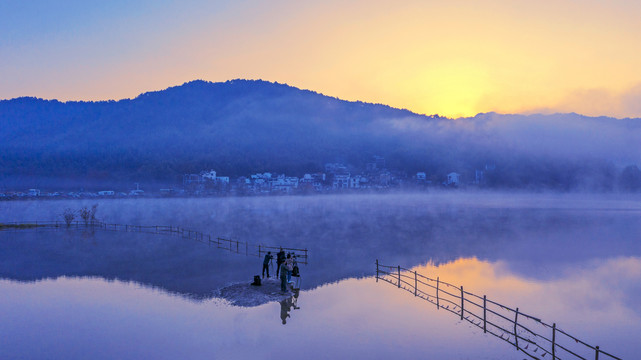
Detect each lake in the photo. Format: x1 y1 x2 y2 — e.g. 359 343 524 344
1 192 640 359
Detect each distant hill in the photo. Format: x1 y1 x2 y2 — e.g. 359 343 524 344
1 79 640 191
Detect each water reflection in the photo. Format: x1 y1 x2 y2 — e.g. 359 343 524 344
1 194 640 358
1 255 639 359
2 194 640 290
3 197 641 299
378 257 641 360
279 290 301 325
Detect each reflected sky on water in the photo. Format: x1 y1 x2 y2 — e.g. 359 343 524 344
1 193 640 358
1 256 639 359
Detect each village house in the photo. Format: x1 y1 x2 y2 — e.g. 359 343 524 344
201 170 217 181
379 171 391 187
201 170 229 186
216 176 230 185
447 172 461 186
271 175 299 194
349 175 369 189
474 170 485 185
333 173 350 189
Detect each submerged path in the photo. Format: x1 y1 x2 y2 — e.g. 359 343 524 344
0 220 308 264
375 260 621 360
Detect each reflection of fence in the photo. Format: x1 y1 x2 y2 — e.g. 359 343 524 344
0 221 308 264
375 260 620 360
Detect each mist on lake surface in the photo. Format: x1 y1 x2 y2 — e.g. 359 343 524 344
1 192 639 359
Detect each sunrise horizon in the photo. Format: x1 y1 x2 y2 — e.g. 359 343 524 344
3 1 641 119
5 77 641 121
2 2 640 359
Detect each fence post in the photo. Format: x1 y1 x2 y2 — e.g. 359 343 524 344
552 323 556 360
397 266 401 288
414 271 417 296
514 307 519 350
483 295 487 333
236 240 239 253
460 286 464 320
595 346 600 360
259 245 261 256
125 225 128 232
436 277 440 310
376 259 379 282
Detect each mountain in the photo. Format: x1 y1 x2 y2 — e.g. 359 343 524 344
1 79 640 191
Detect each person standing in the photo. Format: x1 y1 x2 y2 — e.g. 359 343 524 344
285 253 294 283
276 248 286 277
291 256 301 289
279 261 289 293
262 251 273 278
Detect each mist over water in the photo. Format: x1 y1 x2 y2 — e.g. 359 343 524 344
1 192 640 359
2 192 640 287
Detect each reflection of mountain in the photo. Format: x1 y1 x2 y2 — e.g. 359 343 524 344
2 79 640 190
2 194 641 300
0 229 257 300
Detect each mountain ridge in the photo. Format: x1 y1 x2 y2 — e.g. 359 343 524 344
5 79 641 122
1 79 640 191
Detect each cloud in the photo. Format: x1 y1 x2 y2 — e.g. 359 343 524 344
524 83 641 119
620 84 641 116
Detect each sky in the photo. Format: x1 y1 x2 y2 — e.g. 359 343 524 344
2 0 641 118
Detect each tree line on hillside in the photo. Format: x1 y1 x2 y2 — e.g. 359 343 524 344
1 79 640 192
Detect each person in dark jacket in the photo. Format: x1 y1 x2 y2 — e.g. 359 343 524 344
276 248 286 277
262 251 273 278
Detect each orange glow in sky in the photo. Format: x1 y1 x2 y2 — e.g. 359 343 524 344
2 0 641 118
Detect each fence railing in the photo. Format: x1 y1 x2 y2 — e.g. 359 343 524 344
0 220 308 264
375 260 620 360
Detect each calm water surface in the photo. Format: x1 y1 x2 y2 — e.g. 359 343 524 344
1 193 639 359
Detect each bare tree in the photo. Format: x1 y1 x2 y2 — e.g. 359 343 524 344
79 204 98 226
79 207 90 225
62 208 75 227
90 204 98 223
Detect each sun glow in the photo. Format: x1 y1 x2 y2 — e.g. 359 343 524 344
412 63 492 118
2 0 641 118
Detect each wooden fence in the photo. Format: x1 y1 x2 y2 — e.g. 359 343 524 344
0 220 308 264
375 260 620 360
